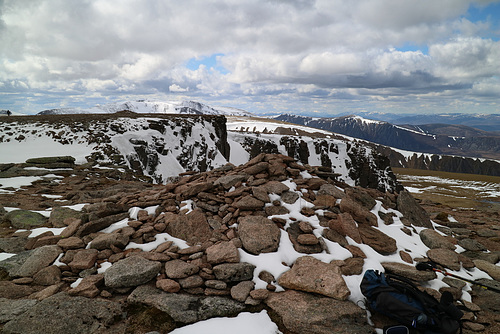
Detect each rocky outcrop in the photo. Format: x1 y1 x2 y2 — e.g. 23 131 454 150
239 134 401 193
0 113 230 183
381 148 500 177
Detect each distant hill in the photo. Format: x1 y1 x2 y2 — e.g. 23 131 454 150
274 114 500 160
37 100 253 117
329 112 500 132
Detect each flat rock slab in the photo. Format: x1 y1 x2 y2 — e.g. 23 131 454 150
278 256 350 300
265 290 371 334
1 292 122 334
104 255 161 288
128 285 245 324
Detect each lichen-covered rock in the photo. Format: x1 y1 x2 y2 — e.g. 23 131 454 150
0 298 38 323
48 206 82 228
4 209 48 229
104 256 161 288
213 262 256 282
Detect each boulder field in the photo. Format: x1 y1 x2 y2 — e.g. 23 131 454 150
1 153 499 333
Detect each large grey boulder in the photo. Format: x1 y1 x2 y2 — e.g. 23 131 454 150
104 256 161 288
128 285 245 324
14 245 62 277
0 250 33 278
1 292 122 334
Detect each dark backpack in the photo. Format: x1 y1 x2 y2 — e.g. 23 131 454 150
360 269 463 334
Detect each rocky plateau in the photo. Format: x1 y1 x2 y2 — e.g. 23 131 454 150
0 153 499 334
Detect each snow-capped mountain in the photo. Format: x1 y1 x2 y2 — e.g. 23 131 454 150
328 111 500 132
37 100 253 117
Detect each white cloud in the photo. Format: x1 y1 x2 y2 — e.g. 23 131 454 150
169 84 189 92
430 37 500 79
120 53 164 81
299 52 366 76
0 0 499 114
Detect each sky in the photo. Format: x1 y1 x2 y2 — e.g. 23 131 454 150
1 0 500 116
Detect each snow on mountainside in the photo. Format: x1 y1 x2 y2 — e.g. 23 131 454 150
0 113 399 193
38 100 253 116
274 113 500 162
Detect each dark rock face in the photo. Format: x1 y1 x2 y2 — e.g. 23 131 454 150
381 147 500 177
240 135 400 193
0 112 402 193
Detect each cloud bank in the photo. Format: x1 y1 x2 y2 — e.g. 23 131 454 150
1 0 499 115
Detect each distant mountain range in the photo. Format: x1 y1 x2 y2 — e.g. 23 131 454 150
330 112 500 133
274 114 500 161
37 100 253 117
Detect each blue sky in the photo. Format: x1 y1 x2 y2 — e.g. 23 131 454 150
1 0 499 116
